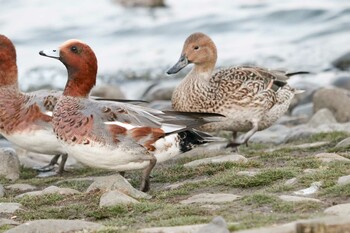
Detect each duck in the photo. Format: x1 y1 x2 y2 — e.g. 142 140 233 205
0 34 68 174
167 32 307 147
39 39 224 192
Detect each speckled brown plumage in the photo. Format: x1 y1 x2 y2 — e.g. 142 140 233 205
168 32 305 145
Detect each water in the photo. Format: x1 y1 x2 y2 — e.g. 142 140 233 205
1 0 350 97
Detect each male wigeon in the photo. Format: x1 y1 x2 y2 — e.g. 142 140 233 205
39 39 223 192
167 32 307 147
0 34 68 173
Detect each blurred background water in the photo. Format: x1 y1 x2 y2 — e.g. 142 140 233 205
1 0 350 98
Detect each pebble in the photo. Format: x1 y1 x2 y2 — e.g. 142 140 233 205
307 108 337 128
0 148 20 181
0 203 22 214
284 178 297 186
5 219 103 233
337 175 350 185
99 190 139 207
183 154 247 168
279 195 321 203
196 216 230 233
293 182 322 196
180 193 241 204
291 103 314 118
15 186 80 199
0 218 19 227
335 137 350 148
86 174 151 199
315 153 350 163
6 184 37 192
0 184 4 198
324 203 350 216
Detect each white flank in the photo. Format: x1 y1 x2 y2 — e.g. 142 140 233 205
104 121 136 130
44 111 53 117
161 123 185 134
3 129 63 155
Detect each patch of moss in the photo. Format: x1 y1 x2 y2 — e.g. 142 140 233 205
321 183 350 197
242 193 278 206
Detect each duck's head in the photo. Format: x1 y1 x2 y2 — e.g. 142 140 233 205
167 32 217 75
0 34 18 86
40 39 98 97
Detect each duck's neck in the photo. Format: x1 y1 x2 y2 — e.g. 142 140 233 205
0 64 19 89
185 62 215 88
63 66 96 98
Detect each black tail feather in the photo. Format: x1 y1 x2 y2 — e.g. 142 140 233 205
177 130 224 152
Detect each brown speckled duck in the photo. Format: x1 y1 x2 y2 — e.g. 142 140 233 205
39 39 224 192
167 32 306 147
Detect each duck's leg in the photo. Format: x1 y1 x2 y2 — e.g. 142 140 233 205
233 119 259 146
226 131 239 150
57 153 68 175
36 154 61 172
140 155 157 192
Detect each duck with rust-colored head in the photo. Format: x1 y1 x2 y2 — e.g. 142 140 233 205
39 39 224 192
167 32 307 147
0 34 68 174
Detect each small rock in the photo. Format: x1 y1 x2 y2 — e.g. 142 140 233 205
294 182 322 195
6 184 37 192
284 178 297 186
313 88 350 122
16 186 80 198
303 168 319 174
138 224 206 233
143 85 175 101
237 170 260 177
5 219 103 233
338 175 350 185
279 195 321 203
291 103 314 118
91 84 125 99
324 203 350 216
0 148 20 181
266 141 329 153
249 124 291 144
335 137 350 148
180 193 241 204
332 51 350 70
100 190 139 207
0 184 4 197
315 153 350 163
200 204 221 211
307 108 337 127
86 174 151 199
0 218 19 227
184 154 247 168
0 203 22 214
196 216 229 233
332 75 350 90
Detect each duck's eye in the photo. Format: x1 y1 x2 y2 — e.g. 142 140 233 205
194 46 199 50
71 46 78 53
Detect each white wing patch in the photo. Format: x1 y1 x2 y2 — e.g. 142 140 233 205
44 111 53 117
104 121 136 130
161 123 185 134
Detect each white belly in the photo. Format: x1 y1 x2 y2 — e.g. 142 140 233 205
3 130 64 155
64 143 151 171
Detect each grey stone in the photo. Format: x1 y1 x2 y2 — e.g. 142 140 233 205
307 108 337 127
164 177 209 190
332 75 350 90
138 224 206 233
324 203 350 216
184 154 247 168
293 182 322 195
291 102 314 118
0 203 22 213
0 148 20 181
86 174 151 199
315 153 350 163
16 186 80 199
249 124 291 144
91 84 125 99
6 184 37 192
195 216 229 233
0 184 4 197
266 141 329 153
332 51 350 70
284 178 297 186
180 193 241 204
0 218 19 227
99 190 139 207
313 88 350 122
279 195 321 203
5 219 103 233
336 137 350 148
338 175 350 185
